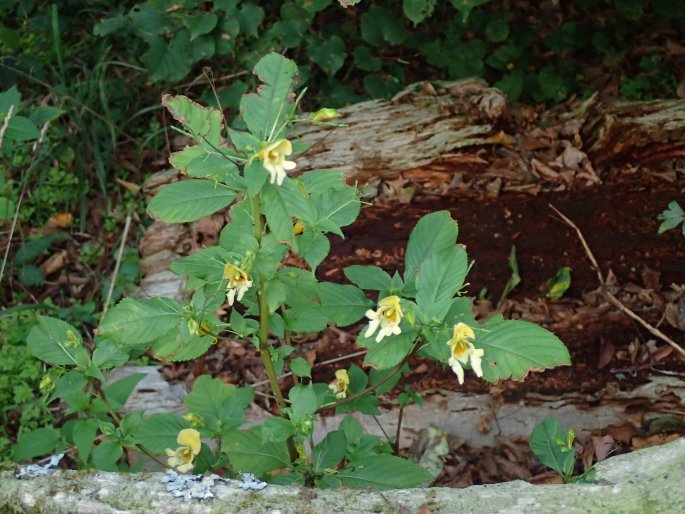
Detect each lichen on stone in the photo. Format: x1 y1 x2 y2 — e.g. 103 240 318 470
15 454 64 479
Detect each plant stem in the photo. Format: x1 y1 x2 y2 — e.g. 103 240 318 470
393 404 405 455
94 383 170 469
252 195 298 462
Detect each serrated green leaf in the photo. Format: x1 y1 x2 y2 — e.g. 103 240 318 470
5 115 40 142
529 416 576 478
344 265 392 291
170 246 229 282
298 227 330 270
184 375 253 432
478 318 571 382
416 246 468 319
405 211 458 279
162 94 223 147
148 179 236 223
169 145 241 188
449 0 491 22
360 331 416 370
222 428 290 475
240 53 298 141
136 413 188 454
337 455 431 489
17 264 45 286
181 13 218 40
312 430 346 472
299 170 346 193
290 357 312 378
104 373 146 411
282 305 327 332
12 427 60 462
261 417 296 443
26 316 90 367
150 323 215 362
73 419 99 463
99 297 182 345
319 282 372 326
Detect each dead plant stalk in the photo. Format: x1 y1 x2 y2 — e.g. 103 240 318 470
549 204 685 358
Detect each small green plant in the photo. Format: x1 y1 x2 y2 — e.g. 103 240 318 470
545 266 572 301
529 416 594 483
17 53 570 489
657 201 685 237
0 311 54 464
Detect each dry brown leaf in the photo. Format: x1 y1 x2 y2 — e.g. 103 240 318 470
592 434 615 462
46 212 73 229
194 214 225 241
606 423 638 445
40 249 68 276
115 177 142 193
631 432 681 450
597 338 615 369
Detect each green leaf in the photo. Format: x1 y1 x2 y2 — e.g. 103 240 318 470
5 116 40 142
288 384 319 424
405 211 458 279
485 16 510 43
162 94 223 147
0 196 16 221
14 235 57 265
361 7 407 46
308 35 347 77
240 53 298 141
73 419 99 463
261 417 296 443
403 0 436 26
92 339 129 369
104 373 146 411
344 265 392 291
222 429 290 475
337 455 432 489
318 282 372 327
137 413 188 454
449 0 491 22
657 201 685 234
150 323 215 362
92 440 123 471
529 416 576 478
13 427 60 462
148 179 236 223
170 145 241 187
416 246 468 319
298 228 330 270
312 430 346 472
360 331 416 370
290 357 312 378
313 187 360 235
170 246 230 282
181 13 218 40
184 375 253 432
353 46 382 72
499 245 521 304
237 2 264 37
546 266 572 301
0 85 20 115
26 316 90 367
282 305 327 332
99 297 182 345
299 170 346 193
17 264 44 286
261 183 298 250
478 318 571 382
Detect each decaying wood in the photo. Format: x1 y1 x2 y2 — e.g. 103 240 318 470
292 78 508 181
583 98 685 167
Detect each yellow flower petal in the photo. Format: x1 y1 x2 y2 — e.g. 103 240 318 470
177 428 201 455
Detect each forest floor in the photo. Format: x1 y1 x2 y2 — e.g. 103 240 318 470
156 157 685 487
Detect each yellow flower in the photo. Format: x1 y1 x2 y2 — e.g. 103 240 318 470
365 295 403 343
256 139 296 186
329 369 350 399
446 322 484 385
165 428 201 473
223 263 252 306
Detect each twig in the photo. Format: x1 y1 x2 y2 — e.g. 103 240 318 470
0 104 14 148
100 213 132 320
549 204 685 358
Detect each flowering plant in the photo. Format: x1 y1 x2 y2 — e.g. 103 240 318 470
18 54 570 489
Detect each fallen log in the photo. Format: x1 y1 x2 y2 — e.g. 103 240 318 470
3 437 684 513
